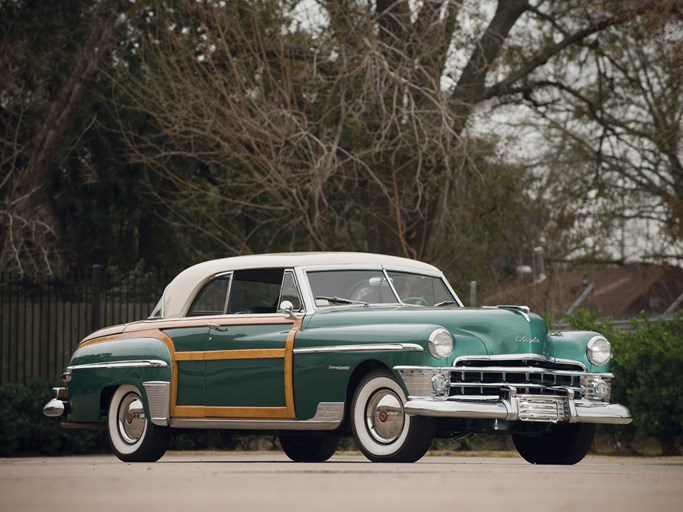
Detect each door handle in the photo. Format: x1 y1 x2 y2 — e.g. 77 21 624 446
207 322 228 332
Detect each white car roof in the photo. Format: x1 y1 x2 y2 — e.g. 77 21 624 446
161 252 440 318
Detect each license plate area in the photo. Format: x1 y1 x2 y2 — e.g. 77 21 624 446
516 395 568 422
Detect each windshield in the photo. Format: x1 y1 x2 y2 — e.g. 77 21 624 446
306 269 457 307
307 270 399 306
386 271 456 306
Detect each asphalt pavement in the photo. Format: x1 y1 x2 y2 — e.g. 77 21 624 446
2 452 682 512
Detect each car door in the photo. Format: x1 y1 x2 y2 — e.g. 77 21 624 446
202 269 301 420
164 273 231 414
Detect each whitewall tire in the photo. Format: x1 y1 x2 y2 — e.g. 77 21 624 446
351 370 435 462
107 385 170 462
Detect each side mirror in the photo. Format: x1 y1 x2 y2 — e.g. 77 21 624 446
279 300 296 319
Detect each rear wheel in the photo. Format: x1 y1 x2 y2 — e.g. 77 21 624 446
351 369 435 462
512 423 596 465
107 385 170 462
279 433 338 462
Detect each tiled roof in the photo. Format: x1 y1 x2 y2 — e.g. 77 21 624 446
483 264 683 319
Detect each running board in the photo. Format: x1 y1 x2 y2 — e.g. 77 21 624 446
169 402 344 431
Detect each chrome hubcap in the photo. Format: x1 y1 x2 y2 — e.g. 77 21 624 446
365 389 404 444
117 394 145 444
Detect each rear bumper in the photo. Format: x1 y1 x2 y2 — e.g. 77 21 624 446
404 390 632 425
43 387 69 417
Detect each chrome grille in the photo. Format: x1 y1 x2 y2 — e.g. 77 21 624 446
450 358 585 399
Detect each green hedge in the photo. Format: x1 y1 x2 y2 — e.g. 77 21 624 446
0 379 107 456
565 310 683 455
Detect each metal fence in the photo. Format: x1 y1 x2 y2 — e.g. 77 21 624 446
0 266 171 385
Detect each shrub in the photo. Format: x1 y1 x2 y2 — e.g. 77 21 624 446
613 316 683 454
565 310 683 455
0 379 106 456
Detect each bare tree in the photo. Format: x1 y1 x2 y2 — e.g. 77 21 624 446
1 2 130 275
501 0 683 263
113 0 661 278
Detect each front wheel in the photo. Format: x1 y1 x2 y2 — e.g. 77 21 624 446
107 385 170 462
512 423 596 465
351 369 435 462
279 433 338 462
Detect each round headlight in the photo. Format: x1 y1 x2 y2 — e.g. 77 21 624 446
587 336 611 366
429 328 454 359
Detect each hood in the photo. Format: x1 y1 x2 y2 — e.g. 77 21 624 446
304 305 551 359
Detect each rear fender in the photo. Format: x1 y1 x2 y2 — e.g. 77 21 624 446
66 337 172 423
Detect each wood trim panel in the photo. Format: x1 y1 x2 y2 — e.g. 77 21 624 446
75 316 302 421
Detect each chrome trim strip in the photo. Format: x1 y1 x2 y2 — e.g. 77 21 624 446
450 381 567 390
490 305 531 322
395 364 606 379
294 343 423 354
143 381 170 426
67 360 168 371
450 368 613 379
452 354 588 371
169 402 345 431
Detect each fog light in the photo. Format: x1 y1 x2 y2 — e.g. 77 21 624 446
431 373 449 396
581 376 611 401
594 380 610 400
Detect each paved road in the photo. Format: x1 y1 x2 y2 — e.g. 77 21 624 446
2 452 682 512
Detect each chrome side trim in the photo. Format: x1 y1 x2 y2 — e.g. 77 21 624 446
68 360 168 371
294 343 423 355
143 381 171 426
170 402 345 431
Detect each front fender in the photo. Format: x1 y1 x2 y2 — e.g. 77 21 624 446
292 322 487 419
550 330 611 372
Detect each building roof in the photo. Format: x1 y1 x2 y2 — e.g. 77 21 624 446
484 264 683 320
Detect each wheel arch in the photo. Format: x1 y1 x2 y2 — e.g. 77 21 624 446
343 359 392 429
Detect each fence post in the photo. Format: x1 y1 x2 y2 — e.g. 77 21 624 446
92 264 102 331
469 281 477 307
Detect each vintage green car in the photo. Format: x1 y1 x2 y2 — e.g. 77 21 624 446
44 252 631 464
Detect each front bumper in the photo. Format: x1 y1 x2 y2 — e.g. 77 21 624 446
404 387 632 424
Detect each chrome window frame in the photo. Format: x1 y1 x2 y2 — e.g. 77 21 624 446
186 271 233 317
297 264 463 311
182 268 308 319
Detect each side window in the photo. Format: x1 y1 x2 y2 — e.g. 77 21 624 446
279 271 302 311
187 274 231 316
227 269 284 314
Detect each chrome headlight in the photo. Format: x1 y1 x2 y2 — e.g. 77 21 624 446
587 336 611 366
429 328 454 359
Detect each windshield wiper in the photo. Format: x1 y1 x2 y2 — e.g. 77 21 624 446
434 300 456 307
316 296 369 306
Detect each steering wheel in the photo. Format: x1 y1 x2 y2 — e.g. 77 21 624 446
403 296 429 306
